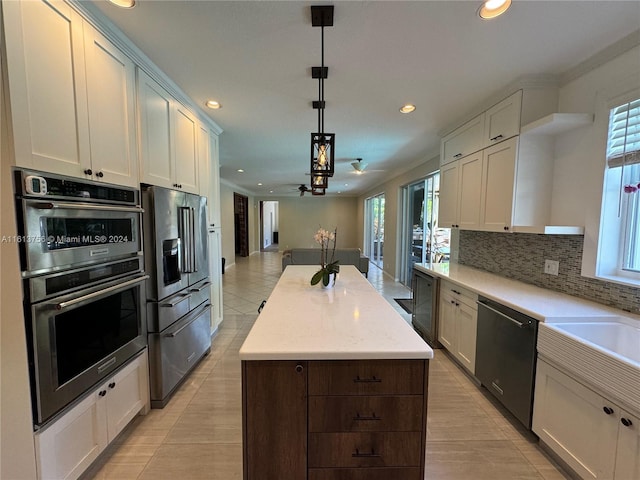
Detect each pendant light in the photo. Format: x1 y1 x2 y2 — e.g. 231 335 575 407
310 5 335 186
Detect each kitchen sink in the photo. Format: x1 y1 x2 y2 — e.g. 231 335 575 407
549 318 640 364
537 317 640 413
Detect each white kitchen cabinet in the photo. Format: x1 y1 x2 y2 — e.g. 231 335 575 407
457 152 484 230
35 350 149 480
438 281 477 374
83 25 138 187
440 113 485 166
438 161 460 229
208 135 222 228
3 1 138 186
483 90 522 147
138 69 200 193
173 103 199 194
198 123 212 199
3 0 90 177
480 137 518 232
208 228 224 333
533 359 640 480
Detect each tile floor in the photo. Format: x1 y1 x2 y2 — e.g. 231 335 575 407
84 252 570 480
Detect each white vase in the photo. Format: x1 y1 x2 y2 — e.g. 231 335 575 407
321 272 336 289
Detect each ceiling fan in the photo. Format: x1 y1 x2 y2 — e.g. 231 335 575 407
350 158 383 175
296 184 311 196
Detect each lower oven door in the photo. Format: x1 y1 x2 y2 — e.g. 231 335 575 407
148 302 212 407
30 274 148 426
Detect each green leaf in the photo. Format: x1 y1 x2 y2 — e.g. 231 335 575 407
322 271 330 286
310 270 324 285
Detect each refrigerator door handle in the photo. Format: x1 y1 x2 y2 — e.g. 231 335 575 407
189 207 197 272
179 207 193 273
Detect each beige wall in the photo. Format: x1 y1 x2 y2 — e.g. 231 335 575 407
219 181 259 269
358 156 440 280
254 196 359 251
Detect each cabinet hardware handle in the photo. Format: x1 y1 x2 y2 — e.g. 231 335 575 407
108 382 116 389
450 300 456 305
353 375 382 383
452 289 461 295
353 413 382 421
503 226 509 231
455 302 460 306
295 364 304 373
352 449 381 458
476 301 532 328
491 381 504 396
490 134 504 142
453 153 463 158
96 171 104 178
84 169 93 175
178 184 183 189
603 406 614 415
99 390 107 397
621 418 633 427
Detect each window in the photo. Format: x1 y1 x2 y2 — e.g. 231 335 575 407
599 96 640 280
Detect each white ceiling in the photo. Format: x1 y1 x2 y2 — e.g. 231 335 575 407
89 0 640 196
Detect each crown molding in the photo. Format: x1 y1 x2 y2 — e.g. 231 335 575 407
560 29 640 87
69 0 223 136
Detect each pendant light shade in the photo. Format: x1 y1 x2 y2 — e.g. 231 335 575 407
311 133 335 177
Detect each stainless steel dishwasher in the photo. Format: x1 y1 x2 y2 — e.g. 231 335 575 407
411 268 440 348
475 296 538 429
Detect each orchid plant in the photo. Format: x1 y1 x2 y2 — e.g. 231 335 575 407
310 227 340 286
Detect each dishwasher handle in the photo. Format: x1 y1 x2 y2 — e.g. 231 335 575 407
477 301 532 329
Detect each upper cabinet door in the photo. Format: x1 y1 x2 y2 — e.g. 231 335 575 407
480 137 518 232
484 90 522 147
138 69 173 188
84 26 138 187
457 152 483 230
198 122 211 199
4 0 90 176
208 135 221 227
173 103 199 194
441 114 485 165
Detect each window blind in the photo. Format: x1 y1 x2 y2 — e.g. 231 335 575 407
607 98 640 168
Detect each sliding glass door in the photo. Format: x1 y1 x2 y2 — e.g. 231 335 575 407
400 173 449 285
365 194 385 268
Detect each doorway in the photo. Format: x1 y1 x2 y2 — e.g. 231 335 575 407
260 201 279 252
364 193 385 269
399 173 450 285
234 192 249 257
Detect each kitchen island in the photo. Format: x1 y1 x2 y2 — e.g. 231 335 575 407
239 265 433 480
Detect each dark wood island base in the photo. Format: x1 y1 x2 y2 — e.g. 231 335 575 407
242 359 429 480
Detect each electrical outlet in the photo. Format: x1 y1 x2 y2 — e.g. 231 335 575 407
544 260 559 276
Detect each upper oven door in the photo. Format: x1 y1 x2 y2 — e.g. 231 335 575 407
20 199 143 275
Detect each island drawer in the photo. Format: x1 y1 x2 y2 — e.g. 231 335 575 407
308 431 423 468
308 360 425 396
308 467 422 480
308 395 423 432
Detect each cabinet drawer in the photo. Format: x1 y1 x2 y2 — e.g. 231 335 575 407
309 395 423 432
441 281 477 309
309 432 422 468
308 360 425 396
309 467 422 480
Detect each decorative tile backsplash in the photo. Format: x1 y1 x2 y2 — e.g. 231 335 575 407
458 231 640 313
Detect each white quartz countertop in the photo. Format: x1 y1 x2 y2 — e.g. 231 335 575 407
414 263 639 323
239 265 434 361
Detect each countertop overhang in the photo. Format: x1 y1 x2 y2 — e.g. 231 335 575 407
239 265 433 361
415 263 639 323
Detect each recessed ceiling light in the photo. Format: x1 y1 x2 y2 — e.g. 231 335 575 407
478 0 511 19
205 100 221 109
237 169 244 173
400 104 416 114
107 0 135 8
258 182 263 186
269 190 274 193
344 183 348 187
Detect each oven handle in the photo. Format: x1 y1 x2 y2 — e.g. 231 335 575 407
29 200 143 213
55 275 149 310
164 303 212 338
476 301 532 329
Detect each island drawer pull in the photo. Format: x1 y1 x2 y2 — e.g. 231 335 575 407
353 412 381 421
352 448 381 458
353 375 382 383
490 134 504 142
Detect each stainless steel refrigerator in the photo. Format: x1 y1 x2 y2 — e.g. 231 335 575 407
142 185 212 408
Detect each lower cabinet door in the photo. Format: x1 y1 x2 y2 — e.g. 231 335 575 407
35 389 108 480
243 360 307 480
308 432 422 468
614 409 640 480
308 467 422 480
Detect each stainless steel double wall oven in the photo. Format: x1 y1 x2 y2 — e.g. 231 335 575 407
14 169 147 427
